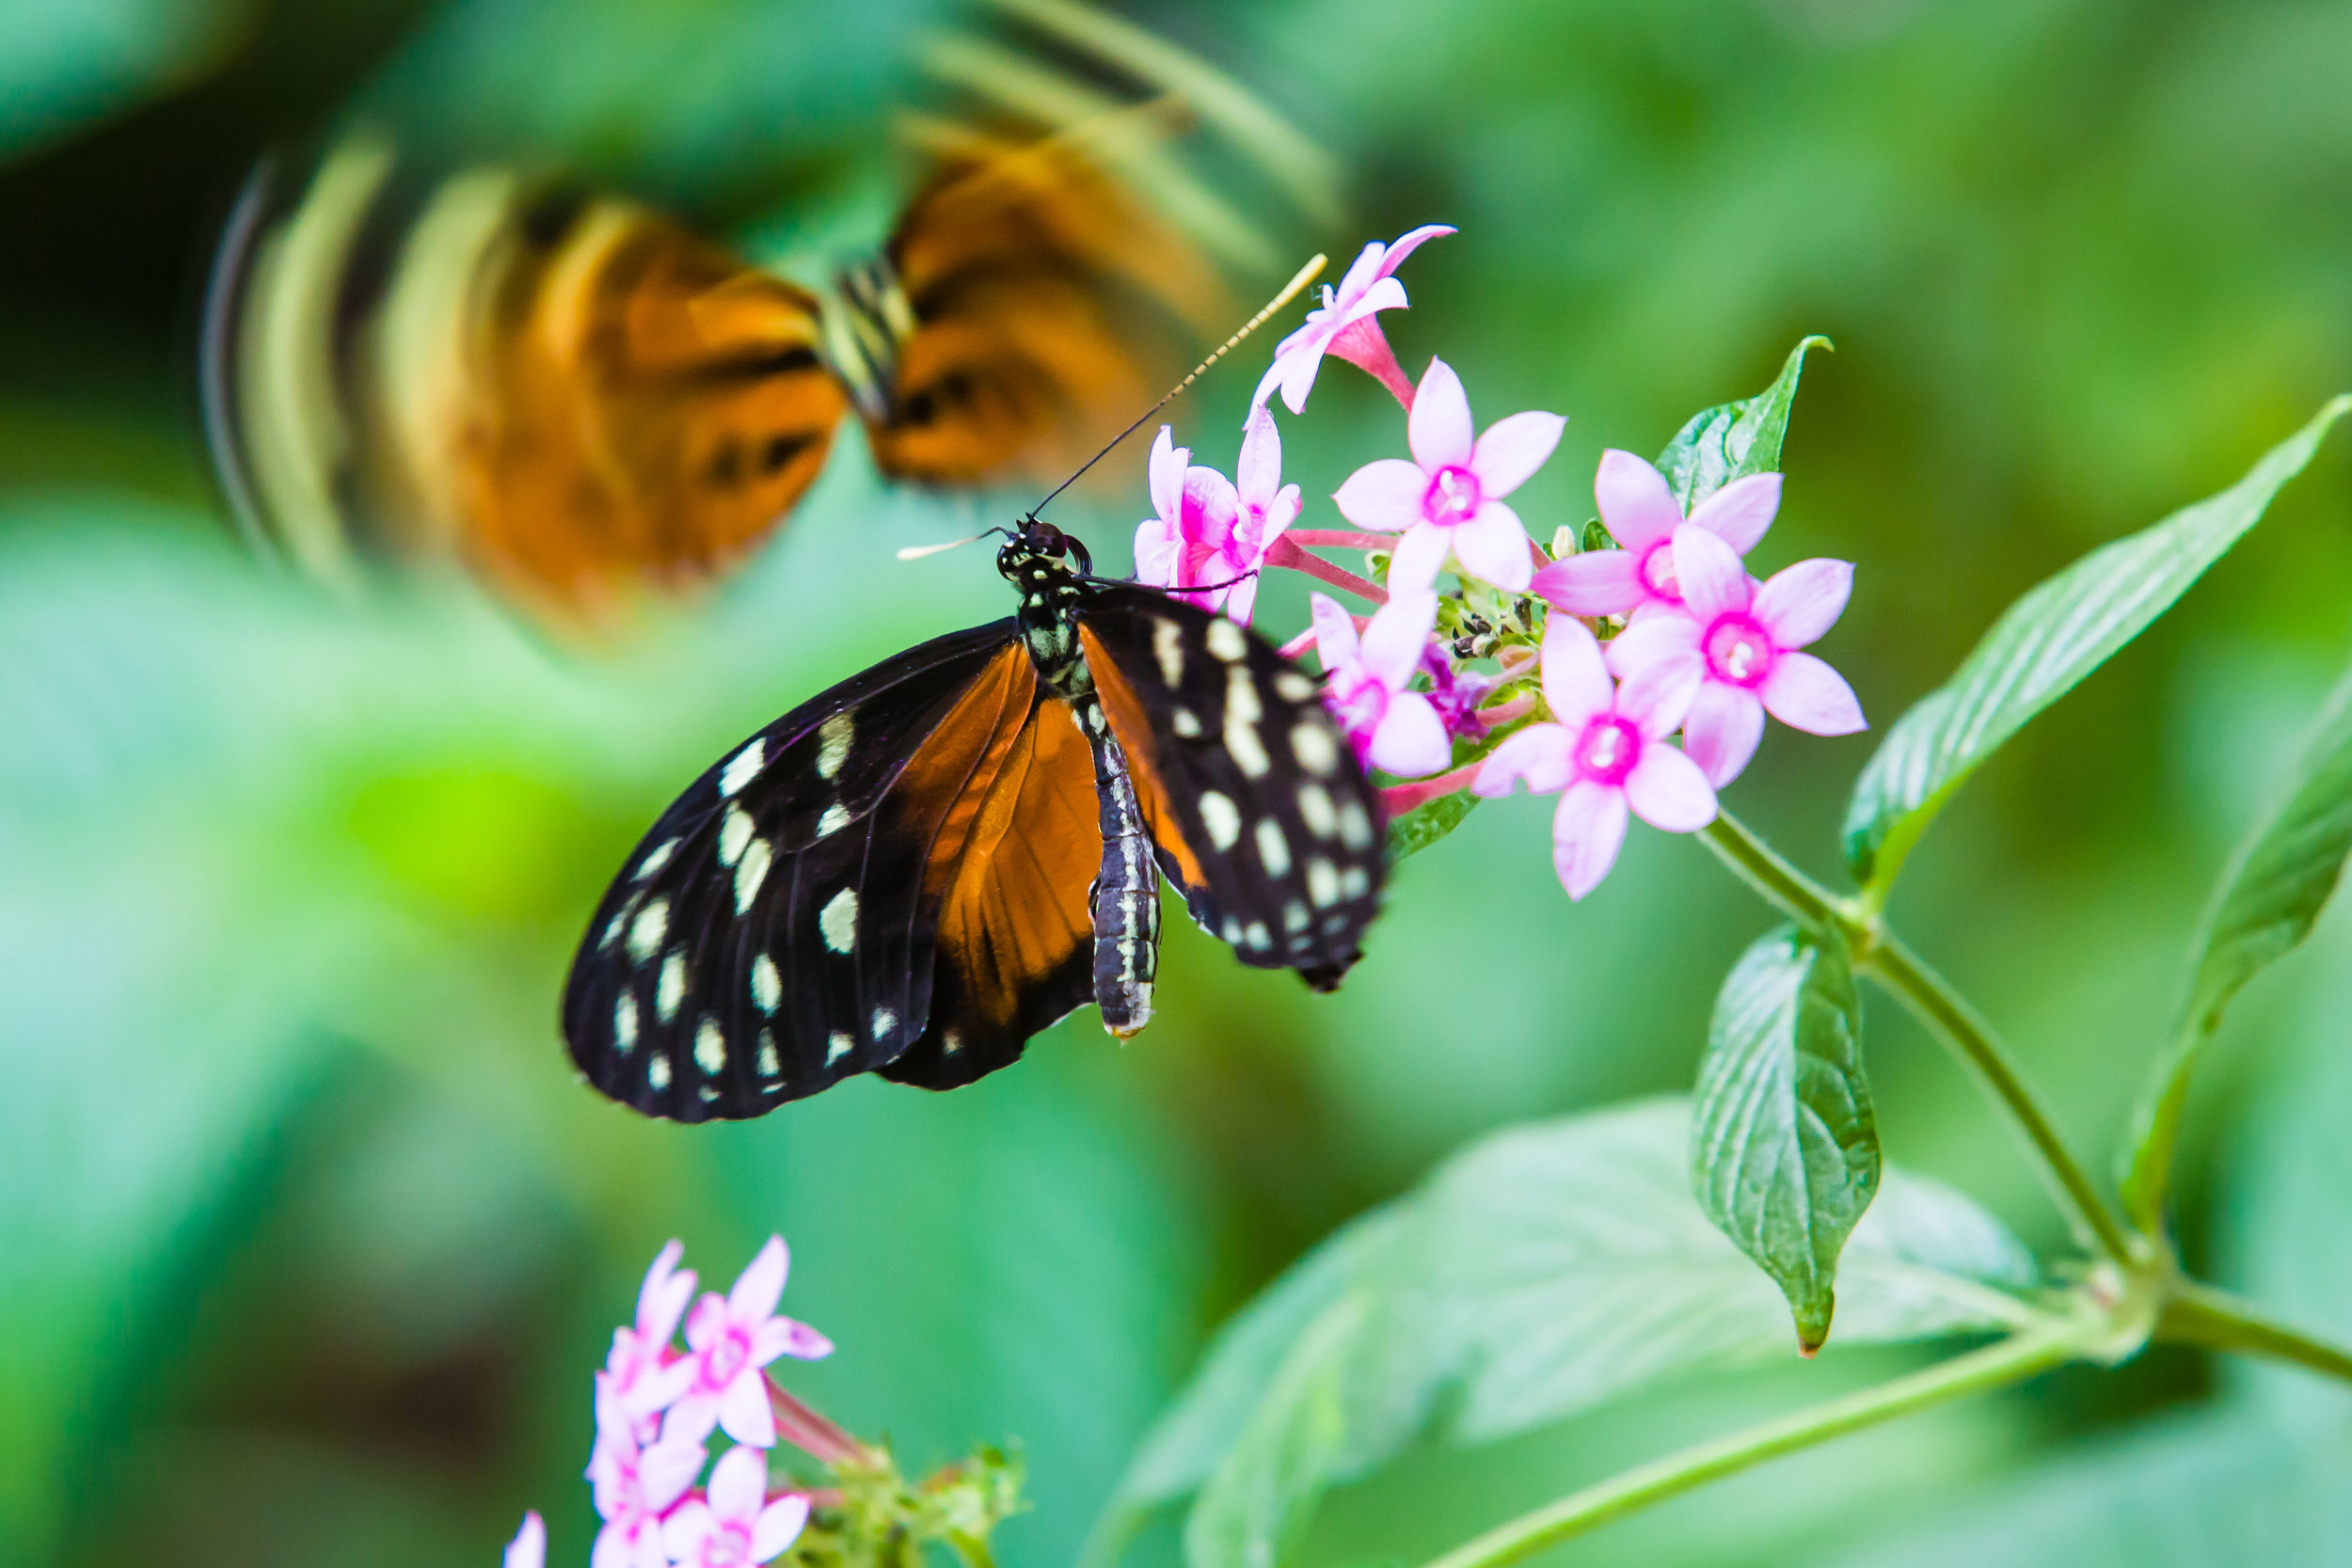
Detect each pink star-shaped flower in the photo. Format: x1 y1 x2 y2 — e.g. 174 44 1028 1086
1136 412 1302 624
1472 614 1715 900
1311 590 1452 778
504 1513 545 1568
1534 449 1780 621
1134 425 1215 597
660 1446 811 1568
1331 358 1562 594
665 1236 832 1449
587 1426 706 1568
1251 224 1453 415
598 1240 698 1445
1603 524 1867 787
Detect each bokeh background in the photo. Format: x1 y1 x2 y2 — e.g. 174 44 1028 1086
6 1 2352 1565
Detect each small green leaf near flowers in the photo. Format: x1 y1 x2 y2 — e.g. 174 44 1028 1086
1692 924 1879 1353
1654 336 1833 510
2122 651 2352 1232
1842 396 2352 895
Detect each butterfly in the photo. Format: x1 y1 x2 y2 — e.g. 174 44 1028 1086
198 4 1327 626
560 518 1387 1121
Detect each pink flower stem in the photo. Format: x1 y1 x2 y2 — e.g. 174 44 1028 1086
769 1378 866 1465
1379 763 1482 816
1476 692 1535 727
1287 529 1395 551
1277 626 1317 660
1327 317 1418 411
1265 533 1387 605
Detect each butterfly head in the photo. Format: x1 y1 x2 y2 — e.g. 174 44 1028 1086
998 515 1093 582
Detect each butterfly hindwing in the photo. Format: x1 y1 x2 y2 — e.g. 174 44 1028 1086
1077 588 1385 983
562 623 1024 1120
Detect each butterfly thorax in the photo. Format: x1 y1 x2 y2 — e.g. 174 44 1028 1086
1000 523 1093 699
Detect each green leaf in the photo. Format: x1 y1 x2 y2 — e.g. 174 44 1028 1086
1384 789 1478 863
2121 653 2352 1230
1842 396 2352 892
1692 926 1879 1352
1182 1295 1365 1568
1653 336 1833 509
1104 1100 2039 1561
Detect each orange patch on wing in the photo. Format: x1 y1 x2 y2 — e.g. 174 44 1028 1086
1081 625 1208 892
931 696 1098 1025
433 202 848 618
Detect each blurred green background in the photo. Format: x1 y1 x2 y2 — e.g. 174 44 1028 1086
4 1 2350 1565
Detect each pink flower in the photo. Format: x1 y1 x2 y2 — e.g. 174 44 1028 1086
1136 413 1301 624
1133 426 1217 599
600 1240 699 1444
588 1428 707 1568
1604 524 1867 787
1204 407 1302 624
1311 590 1452 778
1472 615 1715 900
1533 450 1781 620
505 1513 546 1568
660 1446 811 1568
1421 643 1496 740
1252 224 1453 414
1331 358 1562 594
666 1237 832 1449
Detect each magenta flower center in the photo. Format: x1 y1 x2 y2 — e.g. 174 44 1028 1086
1572 714 1643 787
706 1326 751 1388
708 1522 755 1565
1423 465 1483 528
1637 539 1682 602
1703 613 1775 689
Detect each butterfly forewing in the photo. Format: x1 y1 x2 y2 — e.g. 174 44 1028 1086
562 623 1020 1119
1077 590 1385 981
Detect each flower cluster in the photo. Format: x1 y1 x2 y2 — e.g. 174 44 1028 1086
505 1238 835 1568
1135 224 1867 901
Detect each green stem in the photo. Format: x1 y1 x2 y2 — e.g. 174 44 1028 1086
1418 1326 2081 1568
1697 813 2138 1266
2155 1280 2352 1385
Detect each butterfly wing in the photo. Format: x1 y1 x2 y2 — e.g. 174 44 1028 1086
204 137 849 623
858 122 1226 490
1076 588 1385 986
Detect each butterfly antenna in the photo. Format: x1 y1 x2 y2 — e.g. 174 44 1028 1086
897 527 1012 562
1030 251 1327 516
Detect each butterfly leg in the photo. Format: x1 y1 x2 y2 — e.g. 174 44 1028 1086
1075 693 1160 1037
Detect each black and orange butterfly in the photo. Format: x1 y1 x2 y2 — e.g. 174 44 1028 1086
560 518 1386 1120
198 6 1329 625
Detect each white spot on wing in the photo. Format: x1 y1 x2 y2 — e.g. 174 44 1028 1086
1293 722 1340 776
1307 858 1341 908
1284 901 1310 933
1226 664 1263 724
1274 671 1318 703
820 888 858 954
816 713 854 780
943 1029 963 1056
1256 818 1291 877
1206 618 1248 663
752 954 782 1014
735 836 772 913
757 1033 780 1078
614 993 638 1053
1340 865 1371 898
1297 784 1338 838
657 953 688 1022
635 838 677 879
1172 708 1201 737
1152 618 1185 686
1226 718 1271 778
719 806 754 865
1243 921 1271 950
1199 791 1242 850
827 1031 853 1064
1337 800 1374 849
694 1019 726 1075
649 1054 672 1089
721 739 766 797
627 898 669 963
872 1006 897 1040
817 802 850 839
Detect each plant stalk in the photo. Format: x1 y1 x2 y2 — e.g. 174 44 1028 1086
1417 1326 2081 1568
2154 1280 2352 1385
1697 813 2138 1266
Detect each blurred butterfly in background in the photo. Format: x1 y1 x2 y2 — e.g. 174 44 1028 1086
560 515 1389 1123
199 0 1334 624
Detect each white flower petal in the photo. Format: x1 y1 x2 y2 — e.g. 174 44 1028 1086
1470 410 1566 497
1551 781 1630 900
1594 449 1684 550
1539 615 1613 730
1331 458 1428 531
1369 692 1452 777
1450 500 1533 592
1689 471 1781 555
1407 357 1475 470
1624 742 1718 832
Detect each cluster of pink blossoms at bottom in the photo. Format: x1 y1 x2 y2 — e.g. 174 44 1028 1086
505 1237 834 1568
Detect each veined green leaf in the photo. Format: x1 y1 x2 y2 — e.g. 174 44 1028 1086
1384 789 1478 863
1843 396 2351 892
1182 1295 1365 1568
1692 926 1879 1352
1654 336 1833 509
1101 1100 2040 1565
2121 653 2352 1231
